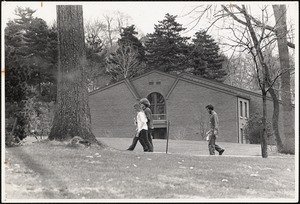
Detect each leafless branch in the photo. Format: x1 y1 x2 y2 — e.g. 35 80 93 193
183 5 212 34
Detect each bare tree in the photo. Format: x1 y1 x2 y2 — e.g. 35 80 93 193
184 4 295 156
103 12 132 48
103 15 115 47
106 43 145 81
221 4 288 157
223 54 260 91
85 19 106 51
84 19 108 91
49 5 103 146
115 11 132 34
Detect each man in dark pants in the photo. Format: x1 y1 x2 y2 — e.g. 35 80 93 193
206 104 225 155
127 98 154 152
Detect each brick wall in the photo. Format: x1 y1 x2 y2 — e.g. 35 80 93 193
89 82 138 139
89 71 286 144
167 80 238 142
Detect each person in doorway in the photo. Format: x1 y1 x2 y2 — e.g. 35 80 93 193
127 103 152 152
140 98 154 152
205 104 225 155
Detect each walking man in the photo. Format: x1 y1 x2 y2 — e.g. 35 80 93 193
206 104 225 155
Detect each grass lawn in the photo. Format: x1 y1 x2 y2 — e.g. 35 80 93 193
3 137 297 202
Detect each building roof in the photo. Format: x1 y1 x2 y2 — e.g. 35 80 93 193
89 70 275 101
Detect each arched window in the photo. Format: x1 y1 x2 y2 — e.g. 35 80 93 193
147 92 166 120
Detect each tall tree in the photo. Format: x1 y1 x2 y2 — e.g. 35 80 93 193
219 4 283 157
49 5 101 145
145 13 190 72
5 7 58 102
184 4 295 156
5 7 57 141
190 30 227 82
118 25 145 61
272 5 294 154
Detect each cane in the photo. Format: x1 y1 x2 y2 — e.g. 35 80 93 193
166 120 170 154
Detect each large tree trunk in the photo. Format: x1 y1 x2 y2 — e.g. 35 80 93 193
272 5 294 154
49 5 100 144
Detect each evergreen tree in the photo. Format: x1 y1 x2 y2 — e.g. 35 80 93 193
24 18 56 99
5 8 36 141
5 7 58 102
145 13 190 72
5 7 58 141
190 30 227 82
118 25 145 61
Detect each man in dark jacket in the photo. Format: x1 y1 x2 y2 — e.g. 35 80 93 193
206 104 225 155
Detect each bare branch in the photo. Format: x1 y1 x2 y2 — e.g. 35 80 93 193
183 5 212 34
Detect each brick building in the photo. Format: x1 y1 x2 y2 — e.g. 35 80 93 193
89 70 283 143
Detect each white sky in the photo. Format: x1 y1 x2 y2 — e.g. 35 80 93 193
2 1 298 62
2 1 204 36
2 1 298 37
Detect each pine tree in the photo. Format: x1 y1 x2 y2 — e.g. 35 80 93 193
5 7 58 102
145 13 190 72
190 30 227 82
118 25 145 61
5 7 58 142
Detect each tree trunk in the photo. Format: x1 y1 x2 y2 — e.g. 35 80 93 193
261 91 268 158
268 87 284 152
241 5 270 157
272 5 294 154
49 5 100 145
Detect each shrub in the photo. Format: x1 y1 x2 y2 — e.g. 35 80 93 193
25 98 55 138
5 101 28 144
5 97 55 147
244 113 273 144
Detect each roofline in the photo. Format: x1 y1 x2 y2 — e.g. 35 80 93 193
178 72 275 101
89 78 141 100
89 69 276 102
89 80 126 96
147 70 273 101
166 77 179 100
129 69 178 82
124 78 140 99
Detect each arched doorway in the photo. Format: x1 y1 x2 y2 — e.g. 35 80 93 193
147 92 167 139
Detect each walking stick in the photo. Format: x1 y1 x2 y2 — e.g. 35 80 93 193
166 120 170 154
